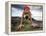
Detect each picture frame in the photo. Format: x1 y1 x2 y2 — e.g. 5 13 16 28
5 1 45 35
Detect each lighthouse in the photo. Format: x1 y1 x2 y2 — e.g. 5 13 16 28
17 5 32 31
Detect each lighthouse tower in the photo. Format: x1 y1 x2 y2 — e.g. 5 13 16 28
17 5 32 31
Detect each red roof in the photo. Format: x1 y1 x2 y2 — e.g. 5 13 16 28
24 5 30 11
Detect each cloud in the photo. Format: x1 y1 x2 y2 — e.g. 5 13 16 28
11 6 42 21
12 7 23 17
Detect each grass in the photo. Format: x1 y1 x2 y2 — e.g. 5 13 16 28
11 18 43 32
